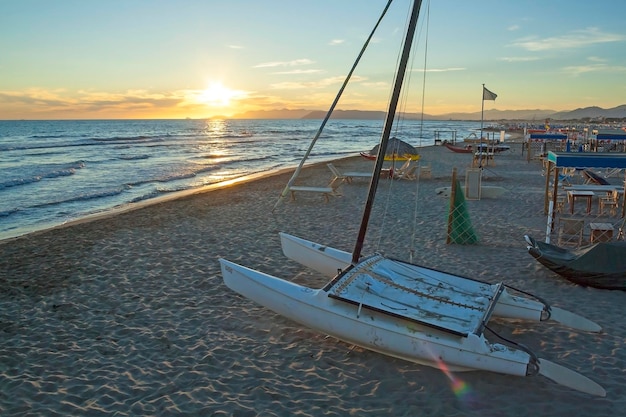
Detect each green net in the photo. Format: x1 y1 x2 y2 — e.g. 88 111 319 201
447 179 479 244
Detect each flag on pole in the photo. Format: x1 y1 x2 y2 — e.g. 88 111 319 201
483 86 497 101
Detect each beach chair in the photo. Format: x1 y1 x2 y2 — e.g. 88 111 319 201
583 169 610 186
419 163 432 179
557 217 585 247
558 173 572 187
394 165 417 180
390 160 413 179
289 183 341 203
599 189 619 216
548 189 567 213
327 163 371 185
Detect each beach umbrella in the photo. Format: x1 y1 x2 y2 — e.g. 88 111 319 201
368 137 419 160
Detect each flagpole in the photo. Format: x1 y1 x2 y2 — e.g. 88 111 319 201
479 84 498 166
479 84 485 167
480 83 485 140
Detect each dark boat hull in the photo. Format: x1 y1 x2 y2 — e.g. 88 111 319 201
525 235 626 290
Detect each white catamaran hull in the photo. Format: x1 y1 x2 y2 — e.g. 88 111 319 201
219 258 530 375
219 254 605 396
278 232 602 330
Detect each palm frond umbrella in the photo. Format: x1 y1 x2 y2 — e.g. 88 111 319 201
365 137 420 161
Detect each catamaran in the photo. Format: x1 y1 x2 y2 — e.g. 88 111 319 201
219 0 605 396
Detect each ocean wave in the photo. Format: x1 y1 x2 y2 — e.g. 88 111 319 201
22 150 66 157
0 207 19 218
29 186 128 209
128 189 162 204
126 170 199 187
28 134 66 139
91 135 158 143
118 154 150 160
196 154 225 160
0 161 85 190
0 141 107 152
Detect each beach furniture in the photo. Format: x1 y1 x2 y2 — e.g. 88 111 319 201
326 163 371 185
598 189 620 216
288 185 339 203
394 165 417 180
583 169 611 186
384 159 411 179
557 217 585 247
418 163 432 179
567 190 594 214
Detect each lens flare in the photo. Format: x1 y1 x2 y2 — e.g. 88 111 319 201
431 356 478 407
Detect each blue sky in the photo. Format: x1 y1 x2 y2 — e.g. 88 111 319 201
1 0 626 119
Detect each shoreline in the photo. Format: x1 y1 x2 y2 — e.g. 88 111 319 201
1 129 526 245
0 154 359 245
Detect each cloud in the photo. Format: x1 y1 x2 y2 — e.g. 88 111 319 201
329 39 345 46
228 44 244 49
412 67 465 73
360 81 389 89
0 88 70 107
561 63 626 76
272 69 324 75
508 25 520 31
498 56 540 62
511 27 625 51
270 75 366 90
0 88 184 114
253 58 314 68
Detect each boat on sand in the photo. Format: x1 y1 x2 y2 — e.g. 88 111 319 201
220 0 605 396
525 235 626 290
443 141 473 153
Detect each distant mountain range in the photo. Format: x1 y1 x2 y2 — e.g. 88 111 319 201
232 105 626 121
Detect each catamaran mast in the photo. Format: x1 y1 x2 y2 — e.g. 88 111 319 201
352 0 423 264
272 0 395 212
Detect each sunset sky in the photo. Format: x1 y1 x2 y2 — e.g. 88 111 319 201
2 0 626 120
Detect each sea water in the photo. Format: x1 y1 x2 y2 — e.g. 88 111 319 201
0 118 481 239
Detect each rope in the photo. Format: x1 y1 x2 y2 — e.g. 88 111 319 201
483 323 540 376
272 0 395 212
368 270 488 311
374 0 431 259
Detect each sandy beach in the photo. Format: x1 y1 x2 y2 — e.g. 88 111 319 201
1 142 625 416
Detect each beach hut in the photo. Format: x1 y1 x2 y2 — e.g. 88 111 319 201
525 132 568 161
593 130 626 153
543 151 626 244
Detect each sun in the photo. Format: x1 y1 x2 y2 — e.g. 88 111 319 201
199 82 241 107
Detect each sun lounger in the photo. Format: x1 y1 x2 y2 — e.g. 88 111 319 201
394 165 417 180
327 163 371 185
391 160 416 180
583 169 610 186
289 185 339 203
